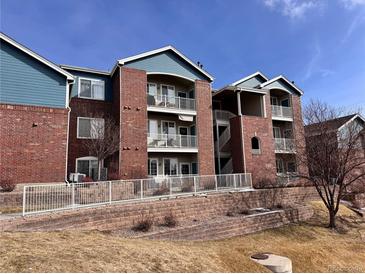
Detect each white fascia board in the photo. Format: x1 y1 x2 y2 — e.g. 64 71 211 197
60 64 110 76
337 114 365 131
0 32 74 81
231 71 269 86
118 45 214 81
260 75 304 95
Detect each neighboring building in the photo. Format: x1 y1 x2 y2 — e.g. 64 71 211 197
305 114 365 190
212 72 308 186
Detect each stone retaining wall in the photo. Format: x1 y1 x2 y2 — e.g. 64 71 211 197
0 186 318 232
135 204 313 241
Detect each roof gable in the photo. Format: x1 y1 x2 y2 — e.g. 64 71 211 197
0 32 74 81
260 75 303 95
118 46 213 82
231 71 268 87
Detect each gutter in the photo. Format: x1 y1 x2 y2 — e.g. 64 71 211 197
64 80 74 182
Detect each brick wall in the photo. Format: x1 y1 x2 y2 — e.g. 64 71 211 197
0 104 68 184
119 67 148 179
0 186 319 232
292 95 308 176
195 80 215 175
230 116 245 173
67 98 114 175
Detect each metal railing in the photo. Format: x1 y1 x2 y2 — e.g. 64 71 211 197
213 110 236 121
274 138 295 152
147 133 197 148
23 173 252 216
271 105 293 119
147 94 196 111
218 126 231 149
220 158 233 174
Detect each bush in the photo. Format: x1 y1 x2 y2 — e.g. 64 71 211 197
82 176 93 183
162 212 177 227
0 180 16 192
181 183 193 193
132 215 154 232
153 185 169 196
239 209 250 215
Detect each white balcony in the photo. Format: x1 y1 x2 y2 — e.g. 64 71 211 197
147 94 196 115
274 138 295 153
271 105 293 121
148 133 198 153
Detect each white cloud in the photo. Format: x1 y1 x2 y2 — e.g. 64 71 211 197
262 0 319 19
342 12 365 43
340 0 365 9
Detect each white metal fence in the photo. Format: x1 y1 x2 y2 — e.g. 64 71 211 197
147 133 197 148
147 94 196 111
271 105 293 119
274 138 295 152
23 173 252 216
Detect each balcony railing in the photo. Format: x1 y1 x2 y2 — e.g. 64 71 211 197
147 94 196 111
274 138 295 152
213 110 235 121
271 105 293 119
148 133 197 149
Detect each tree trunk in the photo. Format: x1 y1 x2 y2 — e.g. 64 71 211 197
328 209 336 229
98 159 102 181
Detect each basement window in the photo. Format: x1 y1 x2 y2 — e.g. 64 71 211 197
78 78 105 100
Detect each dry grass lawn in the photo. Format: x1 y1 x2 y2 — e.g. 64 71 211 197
1 201 364 273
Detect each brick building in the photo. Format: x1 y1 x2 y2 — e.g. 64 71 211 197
212 72 308 186
1 32 308 185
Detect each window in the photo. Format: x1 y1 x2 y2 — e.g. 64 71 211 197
273 127 281 138
270 96 278 106
148 158 158 176
251 137 261 154
77 117 104 139
164 158 178 176
276 159 284 174
147 83 157 96
180 163 191 175
79 78 105 100
76 156 98 180
191 162 198 175
287 162 297 173
281 98 290 107
284 129 293 139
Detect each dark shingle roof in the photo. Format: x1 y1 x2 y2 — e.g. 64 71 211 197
304 114 357 135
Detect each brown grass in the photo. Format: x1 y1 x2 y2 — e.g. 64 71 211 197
0 201 364 273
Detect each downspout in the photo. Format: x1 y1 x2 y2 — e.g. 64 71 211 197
64 80 74 182
236 89 247 174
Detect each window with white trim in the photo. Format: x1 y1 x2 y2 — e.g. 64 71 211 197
76 156 98 180
79 78 105 100
77 117 104 139
148 158 158 176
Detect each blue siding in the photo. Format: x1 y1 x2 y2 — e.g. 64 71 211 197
237 75 266 88
264 78 300 95
65 70 112 102
0 40 67 108
124 51 209 81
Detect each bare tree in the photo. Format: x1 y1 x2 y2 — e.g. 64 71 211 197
298 99 365 229
83 114 120 181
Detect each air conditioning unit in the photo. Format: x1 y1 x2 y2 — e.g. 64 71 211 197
69 173 85 183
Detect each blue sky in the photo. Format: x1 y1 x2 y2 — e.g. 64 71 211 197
1 0 365 112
